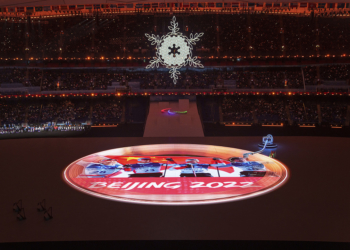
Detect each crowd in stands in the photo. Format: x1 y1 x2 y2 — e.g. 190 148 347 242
320 101 348 125
250 15 282 56
0 68 122 90
0 65 349 90
319 64 350 81
41 103 58 122
219 15 248 55
189 15 217 55
0 124 87 135
254 98 288 123
303 101 319 123
0 98 124 127
222 97 254 122
0 68 27 84
1 14 350 58
0 94 348 134
41 70 114 90
27 104 41 123
223 68 303 89
91 99 123 123
318 17 350 55
303 66 319 85
286 99 306 123
221 96 349 126
0 103 26 124
139 71 217 89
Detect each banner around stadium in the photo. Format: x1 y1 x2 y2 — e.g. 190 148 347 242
63 144 289 205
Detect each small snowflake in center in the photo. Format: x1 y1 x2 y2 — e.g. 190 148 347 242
168 44 181 57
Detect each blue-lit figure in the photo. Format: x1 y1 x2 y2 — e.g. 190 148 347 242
230 157 266 177
123 158 165 177
84 158 123 178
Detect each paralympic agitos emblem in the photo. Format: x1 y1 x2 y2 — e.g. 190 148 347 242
161 108 187 114
63 144 289 205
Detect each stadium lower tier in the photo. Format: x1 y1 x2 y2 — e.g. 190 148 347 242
0 95 349 137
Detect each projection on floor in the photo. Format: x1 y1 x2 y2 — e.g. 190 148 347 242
63 144 289 205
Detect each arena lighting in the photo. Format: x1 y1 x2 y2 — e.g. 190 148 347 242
225 124 251 127
331 126 342 129
145 16 203 84
63 144 289 205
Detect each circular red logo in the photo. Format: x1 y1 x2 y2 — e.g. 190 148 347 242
63 144 289 205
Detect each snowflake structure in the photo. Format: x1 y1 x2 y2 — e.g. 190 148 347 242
145 16 204 84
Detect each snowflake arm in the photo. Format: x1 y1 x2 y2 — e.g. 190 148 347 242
188 33 204 46
145 52 163 69
187 56 204 68
145 33 162 46
169 67 181 84
168 16 180 35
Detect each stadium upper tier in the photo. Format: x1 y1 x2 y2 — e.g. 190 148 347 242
0 1 346 8
0 65 349 94
0 14 350 60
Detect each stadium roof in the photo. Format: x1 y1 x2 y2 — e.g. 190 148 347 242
0 0 342 7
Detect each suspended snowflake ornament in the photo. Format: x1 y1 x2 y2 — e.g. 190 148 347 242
145 16 204 84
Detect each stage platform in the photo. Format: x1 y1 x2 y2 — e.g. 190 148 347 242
1 136 349 242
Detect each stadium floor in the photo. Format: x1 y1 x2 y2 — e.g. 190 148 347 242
1 136 349 242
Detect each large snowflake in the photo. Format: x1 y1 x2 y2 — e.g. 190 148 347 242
145 16 204 84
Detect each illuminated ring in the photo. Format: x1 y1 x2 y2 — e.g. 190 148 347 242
63 144 289 206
